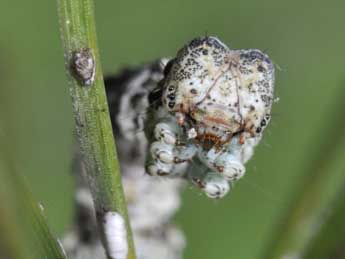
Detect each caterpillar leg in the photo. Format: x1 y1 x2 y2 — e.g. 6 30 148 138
198 136 246 181
146 121 197 177
154 121 179 145
187 159 230 199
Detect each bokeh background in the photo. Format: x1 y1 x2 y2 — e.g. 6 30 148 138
1 0 345 258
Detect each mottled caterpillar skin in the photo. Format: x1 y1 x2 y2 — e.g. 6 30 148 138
105 60 165 168
145 36 275 198
104 36 275 199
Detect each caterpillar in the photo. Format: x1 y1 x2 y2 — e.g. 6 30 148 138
105 36 275 199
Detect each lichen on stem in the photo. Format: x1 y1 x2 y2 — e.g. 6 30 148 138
56 0 136 258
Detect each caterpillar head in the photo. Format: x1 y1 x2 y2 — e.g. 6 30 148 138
161 36 275 148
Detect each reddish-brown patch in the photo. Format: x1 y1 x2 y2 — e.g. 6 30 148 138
239 134 246 145
194 132 228 151
203 116 232 128
193 178 205 188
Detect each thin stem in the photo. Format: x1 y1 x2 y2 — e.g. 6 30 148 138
265 138 345 259
304 184 345 259
56 0 136 258
0 64 67 259
0 153 67 259
262 89 345 259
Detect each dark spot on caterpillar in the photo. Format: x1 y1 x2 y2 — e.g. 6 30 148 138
168 93 175 100
260 119 266 127
157 170 169 176
131 92 146 107
190 88 197 94
256 127 262 133
257 65 265 72
168 102 175 108
163 59 175 77
148 87 163 106
241 50 265 62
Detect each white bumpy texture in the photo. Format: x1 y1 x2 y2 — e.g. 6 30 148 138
146 36 275 198
63 36 275 259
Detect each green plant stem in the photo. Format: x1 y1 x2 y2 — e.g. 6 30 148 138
56 0 136 259
0 66 67 259
263 92 345 259
0 153 67 259
265 139 345 259
304 184 345 259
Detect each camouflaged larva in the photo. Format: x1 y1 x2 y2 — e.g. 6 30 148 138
162 37 275 146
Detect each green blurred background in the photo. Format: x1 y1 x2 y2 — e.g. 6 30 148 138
1 0 345 258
